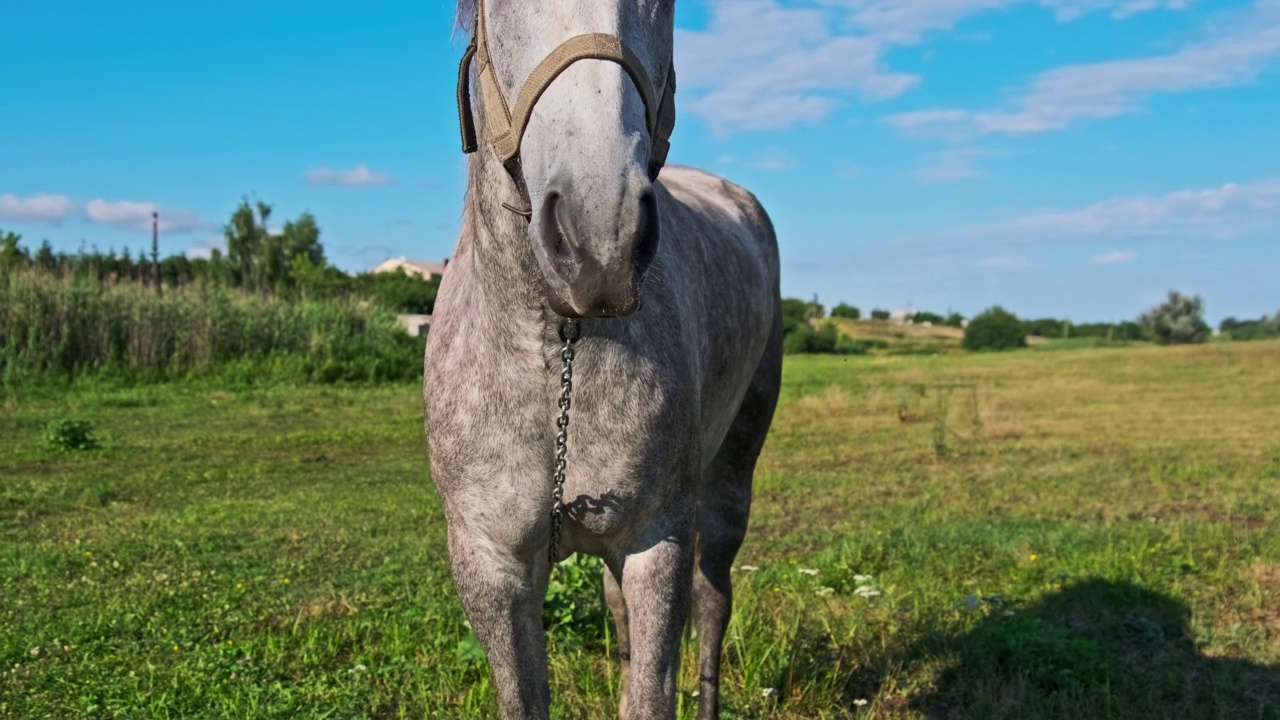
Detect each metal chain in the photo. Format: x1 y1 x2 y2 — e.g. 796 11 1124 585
548 319 580 565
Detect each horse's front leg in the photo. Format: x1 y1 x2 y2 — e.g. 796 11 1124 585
619 522 696 720
447 525 551 720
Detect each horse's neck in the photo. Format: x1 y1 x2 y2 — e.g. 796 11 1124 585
456 152 545 318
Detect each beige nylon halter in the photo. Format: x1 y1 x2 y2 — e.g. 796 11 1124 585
456 0 677 215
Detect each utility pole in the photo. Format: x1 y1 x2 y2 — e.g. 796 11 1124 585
152 211 161 295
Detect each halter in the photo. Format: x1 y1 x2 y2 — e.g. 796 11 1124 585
456 0 677 218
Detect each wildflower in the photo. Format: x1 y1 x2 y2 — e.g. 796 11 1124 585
798 568 819 576
762 687 778 698
282 578 290 584
29 648 39 657
854 584 881 598
173 645 179 651
691 690 700 698
1029 554 1037 561
854 698 869 706
236 582 244 589
773 586 780 592
740 565 759 572
853 574 872 583
354 663 368 672
815 587 835 597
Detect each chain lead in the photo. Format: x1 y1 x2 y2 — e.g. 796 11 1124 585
548 319 580 565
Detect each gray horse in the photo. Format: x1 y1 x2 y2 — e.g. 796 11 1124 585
424 1 782 718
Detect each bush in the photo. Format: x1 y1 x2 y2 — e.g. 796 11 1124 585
945 313 965 328
963 306 1027 351
831 303 860 319
1141 291 1209 345
45 418 99 451
1023 317 1070 339
913 311 946 325
784 321 840 354
871 309 890 321
1219 313 1280 341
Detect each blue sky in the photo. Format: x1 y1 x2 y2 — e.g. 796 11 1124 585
3 0 1278 324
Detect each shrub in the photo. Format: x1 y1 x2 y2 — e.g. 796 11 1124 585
45 418 99 451
1219 313 1280 341
871 309 890 321
1022 317 1070 338
913 311 946 325
1141 291 1209 345
831 303 860 319
963 306 1027 351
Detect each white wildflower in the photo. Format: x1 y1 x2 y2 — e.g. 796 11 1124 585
853 574 872 583
691 690 700 698
853 698 869 706
853 584 881 598
29 647 39 657
815 586 835 597
798 568 819 576
354 663 368 672
739 565 759 572
761 687 777 698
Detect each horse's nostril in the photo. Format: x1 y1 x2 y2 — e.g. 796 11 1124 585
633 187 660 275
539 189 577 269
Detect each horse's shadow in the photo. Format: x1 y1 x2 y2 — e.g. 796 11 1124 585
894 579 1280 719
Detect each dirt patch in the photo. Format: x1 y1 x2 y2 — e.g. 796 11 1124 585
298 596 359 619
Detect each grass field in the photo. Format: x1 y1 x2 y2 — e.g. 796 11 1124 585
3 341 1279 718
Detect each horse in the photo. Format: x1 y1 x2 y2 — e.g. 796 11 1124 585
424 1 782 717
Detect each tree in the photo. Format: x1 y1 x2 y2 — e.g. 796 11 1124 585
870 308 890 321
913 311 945 325
831 302 860 319
0 231 29 273
963 306 1027 351
945 312 965 328
1141 291 1209 345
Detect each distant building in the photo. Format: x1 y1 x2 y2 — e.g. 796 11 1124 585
373 257 450 281
399 314 432 338
889 308 915 325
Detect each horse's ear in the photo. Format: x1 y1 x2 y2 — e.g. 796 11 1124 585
457 39 479 154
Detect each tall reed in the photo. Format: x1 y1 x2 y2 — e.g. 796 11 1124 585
0 268 422 385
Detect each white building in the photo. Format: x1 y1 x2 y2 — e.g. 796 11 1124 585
373 257 450 281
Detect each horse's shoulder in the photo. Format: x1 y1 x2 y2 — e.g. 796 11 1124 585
657 165 775 244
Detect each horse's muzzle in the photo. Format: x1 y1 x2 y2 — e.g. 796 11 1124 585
534 179 659 319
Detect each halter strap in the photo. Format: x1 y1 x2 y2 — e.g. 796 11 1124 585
457 1 676 198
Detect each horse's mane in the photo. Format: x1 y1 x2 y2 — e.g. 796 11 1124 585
455 0 475 35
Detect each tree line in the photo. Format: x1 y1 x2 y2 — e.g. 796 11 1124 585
0 198 440 315
784 292 1280 354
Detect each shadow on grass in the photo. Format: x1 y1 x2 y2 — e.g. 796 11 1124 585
908 579 1280 719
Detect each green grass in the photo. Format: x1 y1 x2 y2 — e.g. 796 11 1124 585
2 342 1279 718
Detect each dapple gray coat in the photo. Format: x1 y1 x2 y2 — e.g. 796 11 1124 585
424 2 782 718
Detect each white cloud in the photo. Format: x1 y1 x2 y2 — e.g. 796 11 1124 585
674 0 1191 132
84 199 208 234
1093 250 1139 264
887 0 1280 137
910 148 998 184
305 164 393 187
977 254 1030 268
984 178 1280 240
185 234 228 260
0 193 77 223
754 148 796 170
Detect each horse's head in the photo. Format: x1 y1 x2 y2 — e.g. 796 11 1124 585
459 0 676 318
